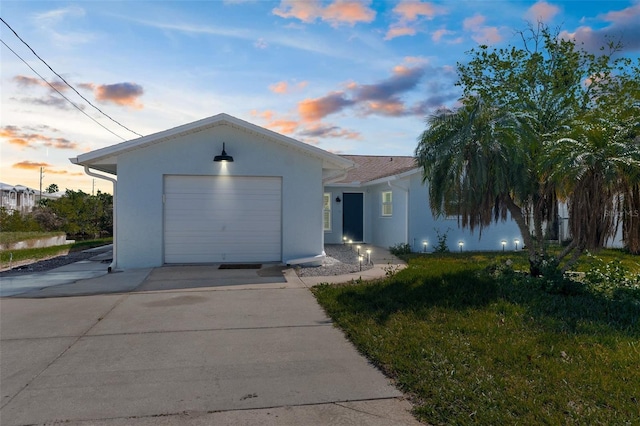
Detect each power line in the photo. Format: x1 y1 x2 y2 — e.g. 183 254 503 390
0 38 128 141
0 16 143 138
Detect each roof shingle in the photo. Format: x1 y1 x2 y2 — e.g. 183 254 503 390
334 155 418 184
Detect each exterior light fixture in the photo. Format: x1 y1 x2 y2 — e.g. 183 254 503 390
356 245 361 255
501 240 507 252
366 248 371 264
514 239 520 250
359 255 364 271
335 196 341 203
423 241 428 253
214 142 234 162
458 241 464 252
343 236 347 245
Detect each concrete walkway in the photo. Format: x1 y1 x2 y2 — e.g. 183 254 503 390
0 247 416 425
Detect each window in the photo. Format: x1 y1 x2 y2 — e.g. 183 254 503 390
323 193 331 231
382 191 392 216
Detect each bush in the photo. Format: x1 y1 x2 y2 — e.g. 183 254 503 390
389 242 412 256
583 253 640 302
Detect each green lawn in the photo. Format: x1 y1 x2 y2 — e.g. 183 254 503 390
312 252 640 425
0 237 113 269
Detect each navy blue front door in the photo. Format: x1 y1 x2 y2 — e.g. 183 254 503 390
343 193 363 242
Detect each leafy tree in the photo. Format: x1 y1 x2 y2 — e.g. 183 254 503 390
46 183 59 193
417 23 640 275
0 207 42 232
35 189 113 237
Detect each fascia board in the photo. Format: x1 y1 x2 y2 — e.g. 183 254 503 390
72 113 353 171
361 167 421 187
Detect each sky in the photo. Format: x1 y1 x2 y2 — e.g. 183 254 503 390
2 0 639 195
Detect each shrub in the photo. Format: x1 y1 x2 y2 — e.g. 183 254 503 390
389 242 412 256
433 228 451 253
583 253 640 302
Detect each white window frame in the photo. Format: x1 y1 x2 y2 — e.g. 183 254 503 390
382 191 392 217
323 192 332 231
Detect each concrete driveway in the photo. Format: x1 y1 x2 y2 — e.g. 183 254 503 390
0 263 418 425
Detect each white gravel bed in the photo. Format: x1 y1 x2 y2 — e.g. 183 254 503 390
295 244 373 277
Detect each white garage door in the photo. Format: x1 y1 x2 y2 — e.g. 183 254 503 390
164 175 282 263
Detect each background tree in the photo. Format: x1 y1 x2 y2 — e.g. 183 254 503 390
417 23 640 275
45 183 59 193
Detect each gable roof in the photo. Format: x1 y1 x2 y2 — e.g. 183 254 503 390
70 113 354 174
331 155 419 186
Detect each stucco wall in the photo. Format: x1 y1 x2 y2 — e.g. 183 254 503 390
325 173 524 252
407 173 523 252
115 123 324 269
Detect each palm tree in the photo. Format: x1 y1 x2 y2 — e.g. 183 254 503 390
545 115 640 268
416 98 534 255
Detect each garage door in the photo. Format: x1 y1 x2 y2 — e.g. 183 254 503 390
164 175 282 263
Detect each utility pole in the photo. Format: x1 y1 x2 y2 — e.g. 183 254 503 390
39 167 44 203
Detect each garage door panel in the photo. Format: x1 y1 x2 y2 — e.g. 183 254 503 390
164 176 282 263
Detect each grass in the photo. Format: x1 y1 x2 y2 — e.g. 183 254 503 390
312 252 640 425
0 238 113 269
0 231 66 246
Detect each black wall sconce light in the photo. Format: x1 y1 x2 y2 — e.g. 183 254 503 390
214 142 234 162
335 196 341 203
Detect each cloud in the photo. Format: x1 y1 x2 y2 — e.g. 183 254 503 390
463 14 502 44
11 161 84 176
385 26 417 40
385 1 446 40
273 0 376 26
298 60 428 121
12 161 51 170
525 1 560 23
1 125 79 150
31 6 95 47
299 92 355 122
432 28 456 42
393 1 442 21
86 82 144 109
33 5 85 25
13 75 143 110
254 38 268 49
268 80 308 94
14 75 68 93
560 3 640 53
298 123 361 139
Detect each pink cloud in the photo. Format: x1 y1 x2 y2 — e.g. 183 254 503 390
463 14 502 44
525 1 560 23
94 82 144 109
269 81 289 94
385 26 417 40
273 0 375 26
1 125 79 150
560 2 640 53
432 28 454 42
393 1 442 21
268 80 308 94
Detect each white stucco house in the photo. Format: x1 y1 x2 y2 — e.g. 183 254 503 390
0 183 37 213
323 155 523 252
71 113 524 270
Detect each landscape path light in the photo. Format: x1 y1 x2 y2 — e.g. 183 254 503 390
359 255 363 271
423 241 428 253
514 239 520 250
366 248 371 264
501 240 507 252
356 245 361 255
459 241 464 252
